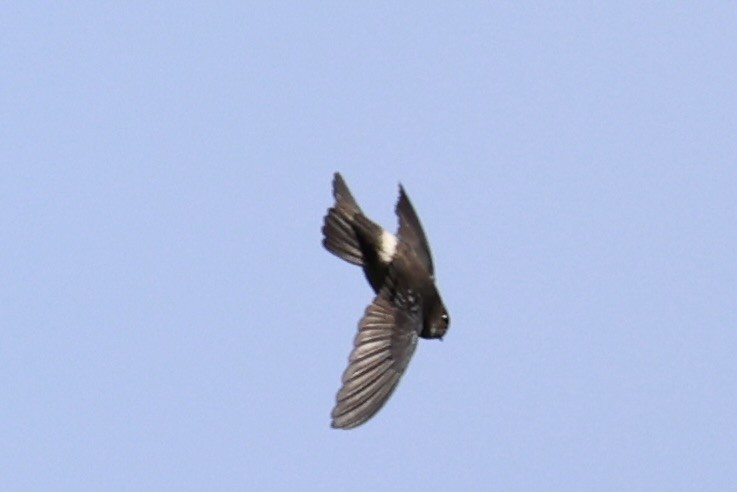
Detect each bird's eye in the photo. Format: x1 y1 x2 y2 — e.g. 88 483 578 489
441 313 449 322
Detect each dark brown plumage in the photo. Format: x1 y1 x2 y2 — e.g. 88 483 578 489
322 172 449 429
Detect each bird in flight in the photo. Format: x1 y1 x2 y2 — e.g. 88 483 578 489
322 172 450 429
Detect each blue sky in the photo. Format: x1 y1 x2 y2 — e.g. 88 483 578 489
2 2 736 490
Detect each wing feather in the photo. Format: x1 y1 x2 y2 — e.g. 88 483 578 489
395 185 434 276
331 294 420 429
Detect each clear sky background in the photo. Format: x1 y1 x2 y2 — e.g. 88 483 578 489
2 3 736 491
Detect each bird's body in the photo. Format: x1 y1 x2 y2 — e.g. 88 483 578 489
322 172 449 429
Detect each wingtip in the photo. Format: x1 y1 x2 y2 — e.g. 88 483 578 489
330 417 365 430
395 183 416 219
332 172 344 191
330 415 358 430
395 183 407 209
397 182 407 199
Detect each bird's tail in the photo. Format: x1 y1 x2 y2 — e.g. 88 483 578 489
322 173 365 266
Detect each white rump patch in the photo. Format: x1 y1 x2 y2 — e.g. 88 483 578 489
378 229 398 263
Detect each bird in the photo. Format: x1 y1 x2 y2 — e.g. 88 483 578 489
321 172 450 429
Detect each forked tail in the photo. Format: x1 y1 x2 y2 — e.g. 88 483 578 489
321 173 365 266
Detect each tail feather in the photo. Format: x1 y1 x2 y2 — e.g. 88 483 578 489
322 173 364 266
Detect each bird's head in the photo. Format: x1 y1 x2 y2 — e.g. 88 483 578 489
422 298 449 340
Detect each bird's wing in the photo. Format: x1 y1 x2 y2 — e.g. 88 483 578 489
395 184 434 276
331 289 421 429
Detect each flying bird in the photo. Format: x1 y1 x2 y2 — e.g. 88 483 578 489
322 172 450 429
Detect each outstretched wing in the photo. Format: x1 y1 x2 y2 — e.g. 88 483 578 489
331 291 421 429
395 184 434 276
